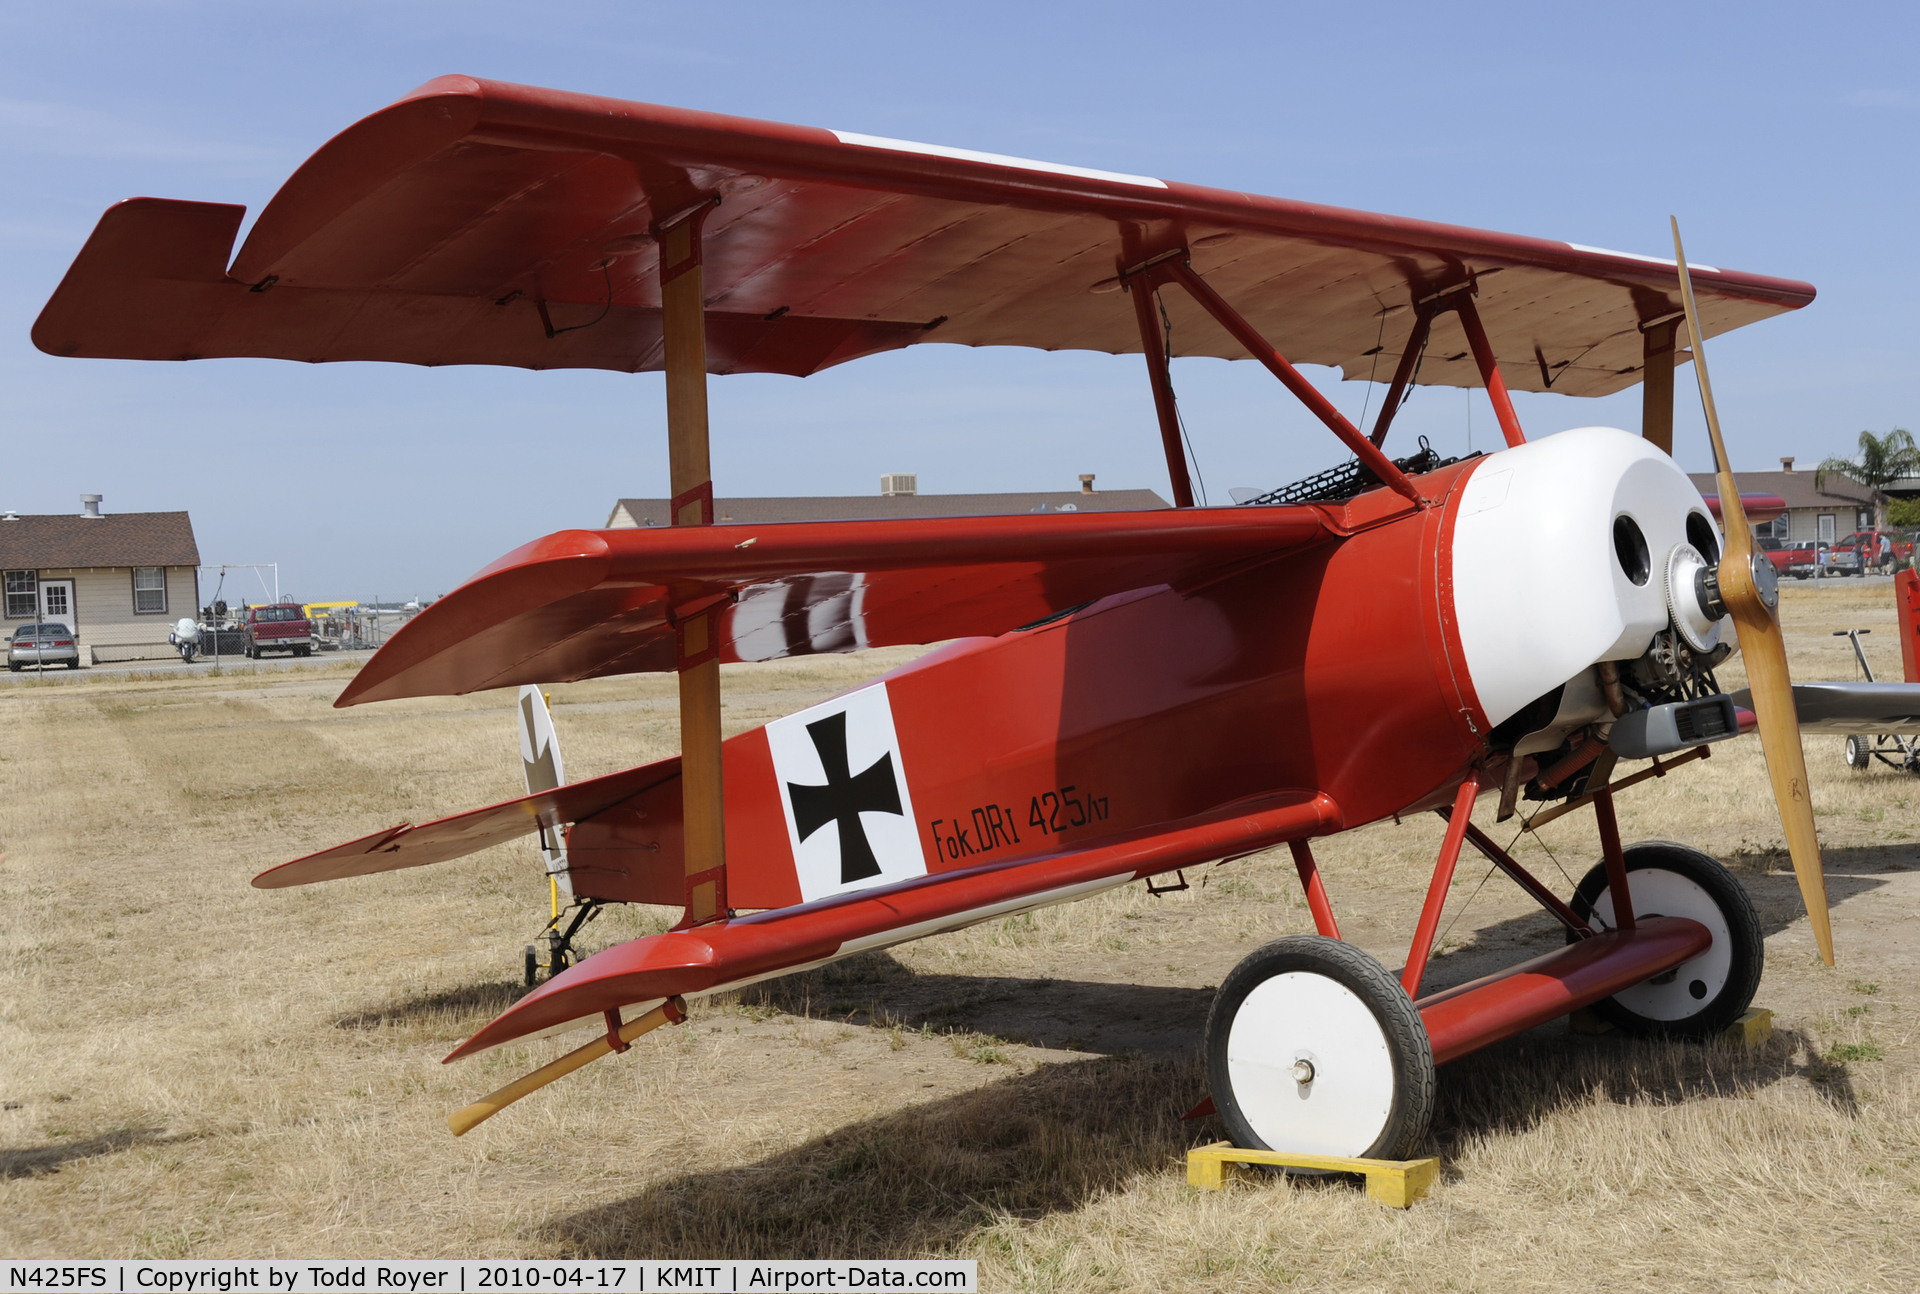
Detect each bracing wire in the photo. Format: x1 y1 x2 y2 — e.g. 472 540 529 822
1356 307 1389 437
1433 821 1557 952
1158 291 1209 505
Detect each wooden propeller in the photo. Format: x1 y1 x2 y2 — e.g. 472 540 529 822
1671 218 1833 966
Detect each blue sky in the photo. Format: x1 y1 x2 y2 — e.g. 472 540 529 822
3 1 1915 599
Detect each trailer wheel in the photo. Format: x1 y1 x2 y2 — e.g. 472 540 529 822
1844 735 1872 772
1568 842 1762 1039
1205 935 1434 1161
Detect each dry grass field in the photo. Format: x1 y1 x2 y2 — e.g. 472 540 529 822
5 581 1920 1289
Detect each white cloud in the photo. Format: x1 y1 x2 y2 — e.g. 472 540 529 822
0 98 281 164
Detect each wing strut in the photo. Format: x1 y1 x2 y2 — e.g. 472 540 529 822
1123 251 1424 504
660 198 728 926
1367 282 1527 452
1126 273 1197 509
1640 316 1680 455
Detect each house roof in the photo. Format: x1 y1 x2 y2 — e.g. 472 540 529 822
1688 470 1873 511
0 511 199 569
607 490 1171 528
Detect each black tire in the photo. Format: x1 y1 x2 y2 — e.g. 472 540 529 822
6 662 18 673
1206 935 1434 1161
524 945 538 988
1845 735 1872 772
1568 841 1762 1039
65 659 79 670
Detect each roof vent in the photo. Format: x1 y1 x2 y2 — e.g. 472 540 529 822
2 510 16 522
80 494 103 518
881 473 917 497
1780 457 1795 473
1079 474 1096 494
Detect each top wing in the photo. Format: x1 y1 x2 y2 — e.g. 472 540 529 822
336 504 1331 705
35 76 1812 398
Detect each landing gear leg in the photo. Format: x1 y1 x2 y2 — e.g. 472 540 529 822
531 899 603 983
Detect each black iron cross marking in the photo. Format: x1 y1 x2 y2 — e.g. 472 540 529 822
786 710 904 883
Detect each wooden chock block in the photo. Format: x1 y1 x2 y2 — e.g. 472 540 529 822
1721 1006 1773 1049
1185 1141 1440 1208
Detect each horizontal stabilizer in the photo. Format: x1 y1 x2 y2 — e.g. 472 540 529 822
1730 681 1920 734
446 787 1341 1058
252 755 681 888
336 506 1331 705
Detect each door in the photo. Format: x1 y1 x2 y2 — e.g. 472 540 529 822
39 578 75 626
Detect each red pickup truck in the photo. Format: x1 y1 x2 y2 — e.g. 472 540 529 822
1760 531 1914 579
242 603 314 658
1831 529 1913 575
1759 539 1821 578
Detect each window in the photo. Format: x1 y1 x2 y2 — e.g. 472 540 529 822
132 566 167 614
4 570 34 619
1770 516 1789 540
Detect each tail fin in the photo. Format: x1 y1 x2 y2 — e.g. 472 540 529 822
517 685 573 902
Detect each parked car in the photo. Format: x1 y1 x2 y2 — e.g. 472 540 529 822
7 622 80 671
242 603 314 658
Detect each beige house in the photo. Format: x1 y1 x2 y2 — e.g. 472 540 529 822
608 474 1170 528
1 497 200 664
1690 458 1877 545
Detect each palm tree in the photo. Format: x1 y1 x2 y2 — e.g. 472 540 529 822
1815 428 1920 528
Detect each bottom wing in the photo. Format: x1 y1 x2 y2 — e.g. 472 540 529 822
445 788 1340 1059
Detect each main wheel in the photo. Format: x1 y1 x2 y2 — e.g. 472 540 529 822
524 945 538 987
1568 841 1762 1039
1845 735 1872 772
1205 935 1434 1161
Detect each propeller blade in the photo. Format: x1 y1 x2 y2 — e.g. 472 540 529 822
1672 218 1834 966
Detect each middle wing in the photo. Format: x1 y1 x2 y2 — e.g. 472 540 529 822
338 505 1331 705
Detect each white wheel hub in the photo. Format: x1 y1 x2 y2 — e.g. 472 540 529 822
1590 869 1732 1019
1225 971 1395 1156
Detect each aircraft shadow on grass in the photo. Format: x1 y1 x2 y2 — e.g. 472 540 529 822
0 1126 180 1180
539 1015 1847 1260
332 980 528 1033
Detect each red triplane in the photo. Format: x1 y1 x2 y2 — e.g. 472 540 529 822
37 77 1835 1156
